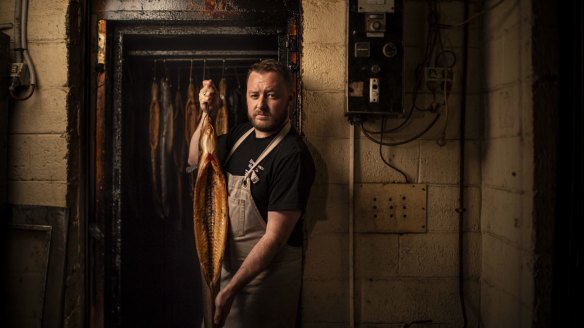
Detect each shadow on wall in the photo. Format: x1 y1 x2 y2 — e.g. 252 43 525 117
303 140 328 238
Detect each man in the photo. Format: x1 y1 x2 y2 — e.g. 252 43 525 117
188 59 315 327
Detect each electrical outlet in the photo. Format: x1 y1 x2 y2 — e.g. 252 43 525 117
424 67 453 83
424 66 453 92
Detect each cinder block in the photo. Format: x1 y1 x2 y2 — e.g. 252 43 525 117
0 2 15 26
302 44 346 91
305 183 349 235
303 0 346 46
424 278 465 326
481 281 533 328
29 0 69 14
8 134 67 181
397 92 481 142
399 233 459 277
464 232 482 279
482 187 533 249
9 180 66 207
27 41 69 88
355 136 419 183
419 140 481 185
519 75 534 136
427 185 480 232
302 90 349 139
302 278 349 323
355 233 399 279
482 234 534 303
482 136 531 191
483 0 522 41
436 94 484 140
304 233 348 280
9 87 68 134
28 8 67 41
358 278 427 323
419 140 459 184
305 136 350 185
485 26 521 88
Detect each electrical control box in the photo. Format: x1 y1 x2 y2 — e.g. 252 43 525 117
346 0 404 123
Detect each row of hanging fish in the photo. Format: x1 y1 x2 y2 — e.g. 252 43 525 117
148 75 246 220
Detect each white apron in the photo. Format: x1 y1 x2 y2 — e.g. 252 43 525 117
221 122 302 328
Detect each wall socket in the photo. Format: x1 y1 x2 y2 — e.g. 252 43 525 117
355 183 427 233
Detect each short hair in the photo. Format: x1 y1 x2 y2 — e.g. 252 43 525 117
247 59 293 90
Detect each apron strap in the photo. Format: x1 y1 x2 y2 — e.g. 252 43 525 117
225 127 255 164
227 121 292 186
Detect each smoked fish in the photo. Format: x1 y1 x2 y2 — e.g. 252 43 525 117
148 79 163 216
193 83 228 328
215 78 229 136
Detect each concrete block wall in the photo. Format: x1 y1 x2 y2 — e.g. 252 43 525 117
0 0 70 207
301 0 483 326
1 1 85 327
301 0 351 326
480 0 535 326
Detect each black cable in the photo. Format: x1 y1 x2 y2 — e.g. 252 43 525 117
360 112 442 147
378 117 409 183
9 84 35 101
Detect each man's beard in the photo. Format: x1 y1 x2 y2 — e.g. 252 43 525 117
249 101 290 134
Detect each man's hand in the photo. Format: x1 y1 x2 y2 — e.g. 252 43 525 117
214 288 234 327
199 79 222 115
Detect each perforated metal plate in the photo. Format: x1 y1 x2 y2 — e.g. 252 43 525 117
355 183 427 233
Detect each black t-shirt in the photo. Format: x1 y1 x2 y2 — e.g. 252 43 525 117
218 122 315 247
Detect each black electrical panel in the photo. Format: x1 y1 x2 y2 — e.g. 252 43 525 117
346 0 404 123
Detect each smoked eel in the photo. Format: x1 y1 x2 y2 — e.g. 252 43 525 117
214 78 229 136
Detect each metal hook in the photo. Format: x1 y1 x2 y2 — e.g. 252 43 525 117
221 58 226 79
189 59 193 82
202 59 207 80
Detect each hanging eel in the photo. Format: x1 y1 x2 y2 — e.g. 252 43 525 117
228 83 245 127
185 78 201 193
159 77 174 219
173 78 186 226
148 78 163 217
193 82 228 328
185 78 201 150
214 78 229 136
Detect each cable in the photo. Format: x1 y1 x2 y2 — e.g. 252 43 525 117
9 84 35 101
439 0 506 28
360 112 442 147
378 117 409 183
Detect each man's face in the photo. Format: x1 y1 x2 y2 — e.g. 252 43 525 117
246 71 292 137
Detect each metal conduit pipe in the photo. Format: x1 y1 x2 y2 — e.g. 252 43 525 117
21 0 36 87
10 0 36 100
14 0 22 63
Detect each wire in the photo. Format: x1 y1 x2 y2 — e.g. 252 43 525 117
9 84 35 101
439 0 506 28
361 112 442 147
378 117 409 183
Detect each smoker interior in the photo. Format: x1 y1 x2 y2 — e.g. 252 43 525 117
119 32 278 326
